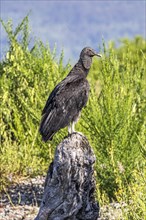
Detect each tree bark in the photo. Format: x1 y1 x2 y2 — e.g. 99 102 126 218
35 133 99 220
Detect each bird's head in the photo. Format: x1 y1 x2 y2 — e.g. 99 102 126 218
80 47 102 58
80 47 102 70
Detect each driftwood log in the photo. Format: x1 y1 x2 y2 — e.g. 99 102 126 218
35 133 99 220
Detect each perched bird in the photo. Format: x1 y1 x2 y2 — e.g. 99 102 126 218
39 47 102 142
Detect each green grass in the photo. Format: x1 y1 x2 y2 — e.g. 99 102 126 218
0 16 146 219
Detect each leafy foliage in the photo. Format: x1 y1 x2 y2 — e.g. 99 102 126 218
0 16 146 219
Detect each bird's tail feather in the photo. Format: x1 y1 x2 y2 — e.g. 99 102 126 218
41 131 56 142
39 112 56 142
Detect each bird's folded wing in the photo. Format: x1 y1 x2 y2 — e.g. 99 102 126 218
42 75 87 114
40 75 89 137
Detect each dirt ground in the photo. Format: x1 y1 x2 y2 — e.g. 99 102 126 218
0 176 124 220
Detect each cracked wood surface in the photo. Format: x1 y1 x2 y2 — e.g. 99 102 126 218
35 133 99 220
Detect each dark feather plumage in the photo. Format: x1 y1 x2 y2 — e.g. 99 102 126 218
39 47 101 141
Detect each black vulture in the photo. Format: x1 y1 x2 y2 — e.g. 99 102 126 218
39 47 102 141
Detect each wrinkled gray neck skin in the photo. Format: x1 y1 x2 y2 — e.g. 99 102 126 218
68 56 92 78
80 55 92 71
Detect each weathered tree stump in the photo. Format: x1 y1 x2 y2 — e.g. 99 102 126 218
35 133 99 220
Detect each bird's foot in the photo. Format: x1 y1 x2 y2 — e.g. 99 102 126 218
68 122 84 137
74 131 84 137
68 131 84 138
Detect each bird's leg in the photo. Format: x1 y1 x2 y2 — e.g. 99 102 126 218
68 123 72 135
68 121 75 135
68 121 83 137
71 121 75 133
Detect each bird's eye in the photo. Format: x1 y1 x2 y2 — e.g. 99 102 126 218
89 50 94 56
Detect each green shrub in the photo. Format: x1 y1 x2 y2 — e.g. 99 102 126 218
0 17 145 219
0 16 71 181
81 39 146 200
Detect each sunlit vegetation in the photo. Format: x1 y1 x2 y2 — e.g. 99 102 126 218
0 16 146 219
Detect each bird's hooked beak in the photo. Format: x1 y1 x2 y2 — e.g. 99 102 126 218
95 52 102 58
